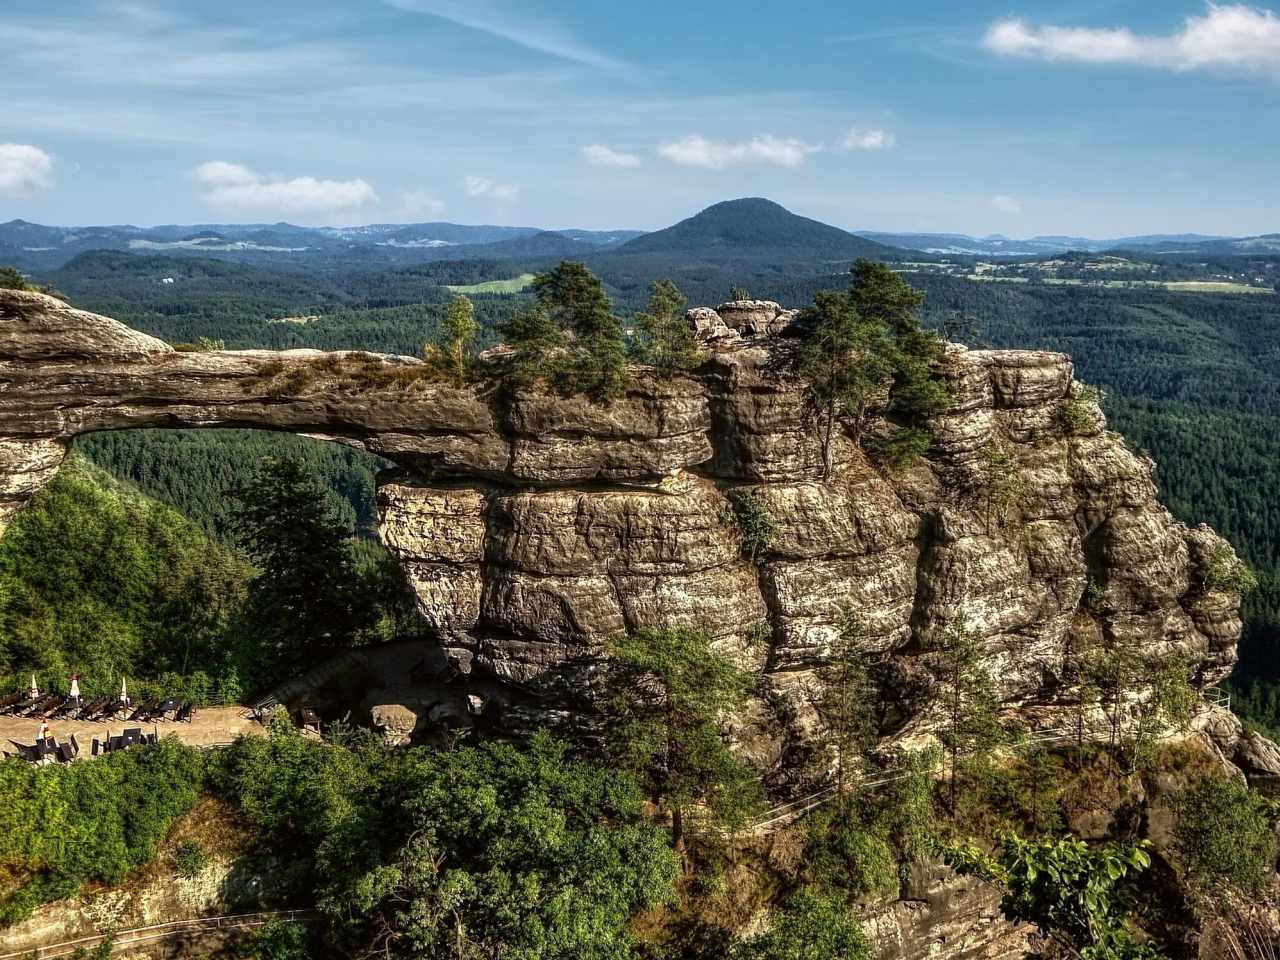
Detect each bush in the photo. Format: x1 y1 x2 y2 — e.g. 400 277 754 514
725 493 780 562
733 891 871 960
1055 384 1104 437
170 840 210 879
1169 773 1276 896
0 739 205 924
866 426 932 474
1202 542 1258 595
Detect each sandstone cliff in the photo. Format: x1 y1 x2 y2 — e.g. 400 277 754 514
0 289 1245 775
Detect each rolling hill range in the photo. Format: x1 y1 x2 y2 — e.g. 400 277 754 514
855 230 1242 256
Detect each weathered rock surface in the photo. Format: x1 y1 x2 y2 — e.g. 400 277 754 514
0 289 1248 777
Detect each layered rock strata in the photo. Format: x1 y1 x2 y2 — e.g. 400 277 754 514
0 289 1245 769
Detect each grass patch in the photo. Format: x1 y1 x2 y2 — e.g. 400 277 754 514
445 273 536 295
1162 281 1274 294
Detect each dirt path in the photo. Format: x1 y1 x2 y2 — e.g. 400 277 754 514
0 705 266 758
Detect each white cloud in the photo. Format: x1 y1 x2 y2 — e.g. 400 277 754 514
397 190 447 219
839 127 896 151
990 194 1024 215
0 143 54 198
463 175 521 203
581 144 642 168
193 161 378 218
984 4 1280 80
657 134 821 170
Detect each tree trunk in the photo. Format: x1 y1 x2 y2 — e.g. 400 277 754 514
672 804 686 861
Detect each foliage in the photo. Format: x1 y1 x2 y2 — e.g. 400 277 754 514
634 279 706 379
499 260 628 400
803 795 899 901
0 265 62 297
1056 384 1105 437
425 293 479 384
214 725 677 959
229 457 378 684
796 260 950 476
929 613 1005 812
1169 773 1276 897
882 746 941 866
169 840 210 878
726 493 781 563
247 919 312 960
1203 543 1258 595
864 426 932 475
0 458 248 687
603 628 765 851
943 832 1160 960
0 739 204 925
732 891 871 960
815 605 878 792
974 440 1024 532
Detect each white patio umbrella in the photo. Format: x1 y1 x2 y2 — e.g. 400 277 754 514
28 674 39 699
120 677 129 707
69 674 80 702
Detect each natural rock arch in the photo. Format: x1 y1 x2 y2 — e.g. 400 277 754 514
0 289 1243 767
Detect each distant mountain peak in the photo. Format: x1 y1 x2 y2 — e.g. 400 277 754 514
619 198 905 259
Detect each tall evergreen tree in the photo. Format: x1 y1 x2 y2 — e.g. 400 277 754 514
231 457 371 681
499 261 627 399
635 279 706 380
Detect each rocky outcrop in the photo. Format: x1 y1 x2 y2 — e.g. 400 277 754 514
0 289 1248 773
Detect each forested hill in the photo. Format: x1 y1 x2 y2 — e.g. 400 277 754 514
617 198 904 259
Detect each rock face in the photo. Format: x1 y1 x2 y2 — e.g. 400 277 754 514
0 289 1247 772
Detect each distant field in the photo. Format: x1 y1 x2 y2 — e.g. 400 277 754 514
1163 281 1274 294
965 276 1272 293
445 273 536 295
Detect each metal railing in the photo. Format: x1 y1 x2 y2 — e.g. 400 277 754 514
748 691 1233 832
0 909 313 960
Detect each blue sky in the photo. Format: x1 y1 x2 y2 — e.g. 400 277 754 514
2 0 1280 236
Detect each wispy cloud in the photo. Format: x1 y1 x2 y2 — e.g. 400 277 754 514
581 144 642 168
382 0 619 69
839 127 896 150
0 143 54 198
990 194 1023 215
464 174 521 203
657 134 822 170
985 4 1280 80
397 190 447 219
193 161 378 220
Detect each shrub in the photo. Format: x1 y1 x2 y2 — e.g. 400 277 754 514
1055 384 1104 437
170 840 210 879
726 493 780 562
733 891 871 960
1169 773 1276 896
1202 542 1258 595
866 426 932 474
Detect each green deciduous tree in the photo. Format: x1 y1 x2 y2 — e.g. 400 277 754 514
426 294 479 384
944 833 1160 960
635 279 706 379
930 613 1005 814
1169 773 1276 898
603 628 765 854
733 891 871 960
975 440 1025 533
